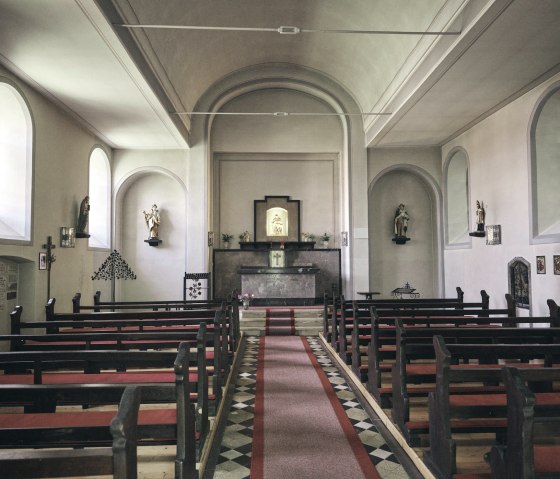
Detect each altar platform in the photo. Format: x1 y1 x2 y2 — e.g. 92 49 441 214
239 306 323 336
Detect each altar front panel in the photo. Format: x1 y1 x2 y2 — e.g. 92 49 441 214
212 249 341 301
240 267 318 298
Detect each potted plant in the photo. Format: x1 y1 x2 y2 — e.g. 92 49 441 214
320 232 330 248
221 233 233 249
239 230 251 243
238 292 255 310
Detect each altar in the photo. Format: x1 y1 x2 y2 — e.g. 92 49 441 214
239 266 320 299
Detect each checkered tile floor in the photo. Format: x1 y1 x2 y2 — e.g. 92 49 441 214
212 336 409 478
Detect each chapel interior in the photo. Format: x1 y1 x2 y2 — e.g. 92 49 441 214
1 1 560 478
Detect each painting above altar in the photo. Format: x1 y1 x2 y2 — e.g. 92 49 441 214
254 195 300 242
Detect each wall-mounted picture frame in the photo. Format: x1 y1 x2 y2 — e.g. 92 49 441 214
38 252 47 270
554 255 560 275
536 255 546 274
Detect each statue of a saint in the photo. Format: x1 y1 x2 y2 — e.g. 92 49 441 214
143 204 161 239
394 203 410 238
77 196 90 235
475 200 486 231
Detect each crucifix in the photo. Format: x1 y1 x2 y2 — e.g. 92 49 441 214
41 235 56 300
269 249 285 268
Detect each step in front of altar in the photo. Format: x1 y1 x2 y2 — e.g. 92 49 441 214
240 307 322 336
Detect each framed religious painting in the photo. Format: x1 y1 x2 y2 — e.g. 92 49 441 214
536 255 546 274
254 196 300 242
554 255 560 275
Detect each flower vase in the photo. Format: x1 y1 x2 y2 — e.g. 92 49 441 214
243 299 250 310
322 240 329 249
224 241 230 249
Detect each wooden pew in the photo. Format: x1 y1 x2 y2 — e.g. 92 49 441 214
339 290 505 367
0 343 199 479
73 291 241 353
424 338 560 479
489 366 560 479
363 304 559 407
388 321 560 444
0 336 209 447
39 301 228 402
0 385 141 479
349 293 517 382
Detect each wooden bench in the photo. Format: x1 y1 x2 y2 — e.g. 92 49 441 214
387 321 560 444
362 304 560 406
337 289 502 366
0 341 209 450
0 385 141 479
424 338 560 479
73 291 241 353
489 366 560 479
0 343 199 479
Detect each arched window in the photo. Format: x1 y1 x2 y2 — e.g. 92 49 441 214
531 85 560 242
0 81 33 242
444 149 470 247
88 147 111 249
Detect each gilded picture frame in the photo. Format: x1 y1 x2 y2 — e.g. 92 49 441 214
536 255 546 274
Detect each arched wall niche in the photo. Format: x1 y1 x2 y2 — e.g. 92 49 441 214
190 63 369 297
368 164 443 298
443 147 471 249
113 167 187 301
529 81 560 244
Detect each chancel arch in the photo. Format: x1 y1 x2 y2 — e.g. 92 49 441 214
368 165 443 298
529 82 560 243
113 167 187 301
444 148 471 248
192 64 369 296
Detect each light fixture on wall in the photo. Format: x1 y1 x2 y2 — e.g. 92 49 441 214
486 225 502 245
60 227 76 248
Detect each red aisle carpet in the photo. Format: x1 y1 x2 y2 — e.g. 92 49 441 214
251 336 381 478
265 308 296 336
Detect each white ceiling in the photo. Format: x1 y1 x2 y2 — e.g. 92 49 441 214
0 0 559 149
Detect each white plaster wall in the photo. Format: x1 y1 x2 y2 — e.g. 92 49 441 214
211 90 343 246
0 67 111 317
118 174 186 300
215 154 338 246
443 73 560 314
211 89 342 153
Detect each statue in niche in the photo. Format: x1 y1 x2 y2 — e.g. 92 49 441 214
266 207 288 237
394 203 410 238
143 204 161 239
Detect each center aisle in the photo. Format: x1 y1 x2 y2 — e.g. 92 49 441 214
251 336 381 478
210 336 410 479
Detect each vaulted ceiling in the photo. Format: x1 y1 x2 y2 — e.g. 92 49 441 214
0 0 559 149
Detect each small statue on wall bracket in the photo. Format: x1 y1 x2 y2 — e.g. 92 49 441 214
469 200 486 237
392 203 410 245
143 204 162 246
76 195 90 238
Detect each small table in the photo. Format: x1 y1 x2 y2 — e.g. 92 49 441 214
357 292 380 300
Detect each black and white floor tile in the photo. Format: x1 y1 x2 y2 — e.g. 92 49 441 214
212 336 409 478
